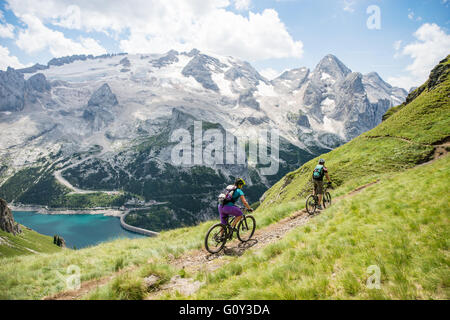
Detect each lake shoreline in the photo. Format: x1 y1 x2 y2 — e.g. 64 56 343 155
12 210 146 249
10 205 125 217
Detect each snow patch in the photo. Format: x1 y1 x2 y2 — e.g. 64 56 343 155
321 72 331 81
321 97 335 113
211 72 234 96
256 82 277 97
323 116 345 138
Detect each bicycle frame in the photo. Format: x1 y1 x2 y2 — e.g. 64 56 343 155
224 210 250 239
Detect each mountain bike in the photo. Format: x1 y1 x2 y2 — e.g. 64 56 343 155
204 208 256 254
305 183 332 215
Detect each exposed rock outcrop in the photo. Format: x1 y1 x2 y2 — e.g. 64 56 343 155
182 52 227 92
150 50 179 68
87 83 118 108
83 83 119 131
53 235 66 248
26 73 51 92
0 67 26 112
0 198 22 235
0 68 52 111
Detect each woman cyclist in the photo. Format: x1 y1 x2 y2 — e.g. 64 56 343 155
218 178 253 230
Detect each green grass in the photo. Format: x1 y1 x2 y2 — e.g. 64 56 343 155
260 137 434 210
178 156 449 300
368 72 450 145
85 261 176 300
0 226 62 257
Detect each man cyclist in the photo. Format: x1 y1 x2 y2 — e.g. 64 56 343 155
312 158 331 210
218 178 253 230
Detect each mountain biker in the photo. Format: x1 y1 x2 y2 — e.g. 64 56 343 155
312 158 331 210
218 178 253 230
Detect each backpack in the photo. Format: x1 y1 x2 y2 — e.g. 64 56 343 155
312 165 324 180
218 185 237 205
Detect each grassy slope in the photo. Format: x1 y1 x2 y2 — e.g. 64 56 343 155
0 226 62 257
186 156 449 299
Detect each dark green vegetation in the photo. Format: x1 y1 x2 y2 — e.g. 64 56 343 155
125 205 184 232
0 168 131 209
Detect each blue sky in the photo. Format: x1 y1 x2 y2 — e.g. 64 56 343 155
0 0 449 90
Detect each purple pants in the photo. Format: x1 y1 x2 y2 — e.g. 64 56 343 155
218 204 243 225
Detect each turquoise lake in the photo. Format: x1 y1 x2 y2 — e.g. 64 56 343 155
13 211 145 249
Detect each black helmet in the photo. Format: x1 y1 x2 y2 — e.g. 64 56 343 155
234 178 246 186
319 158 325 164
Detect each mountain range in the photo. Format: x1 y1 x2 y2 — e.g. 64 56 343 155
0 49 407 229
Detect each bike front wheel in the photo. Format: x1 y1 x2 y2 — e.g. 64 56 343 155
205 223 227 254
237 215 256 242
306 194 317 215
323 192 332 208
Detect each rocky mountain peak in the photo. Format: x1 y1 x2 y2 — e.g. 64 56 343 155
26 73 51 92
0 198 22 235
182 53 227 92
87 83 118 108
313 54 351 80
340 72 365 94
0 67 26 112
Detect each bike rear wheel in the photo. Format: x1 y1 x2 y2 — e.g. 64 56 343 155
205 223 227 254
306 194 317 215
323 192 332 208
237 215 256 242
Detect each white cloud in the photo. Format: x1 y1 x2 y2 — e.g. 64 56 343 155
0 22 15 38
15 14 106 57
234 0 251 10
0 9 15 38
119 8 304 61
388 23 450 90
6 0 303 62
0 45 26 70
53 5 82 29
407 9 422 22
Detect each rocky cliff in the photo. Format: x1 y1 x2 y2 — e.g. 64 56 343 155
0 198 21 235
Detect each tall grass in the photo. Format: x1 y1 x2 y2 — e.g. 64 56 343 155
178 156 450 300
